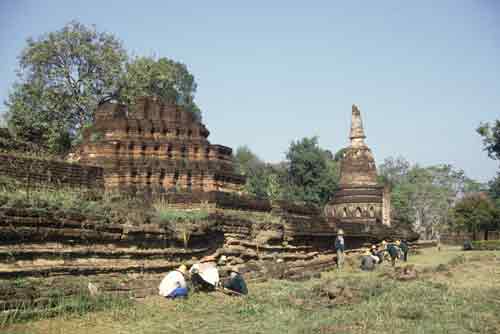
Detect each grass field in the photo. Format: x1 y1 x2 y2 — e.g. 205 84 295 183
3 247 500 334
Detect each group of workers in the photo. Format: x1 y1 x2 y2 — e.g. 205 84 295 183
159 231 411 299
334 229 410 271
360 239 410 271
158 255 248 299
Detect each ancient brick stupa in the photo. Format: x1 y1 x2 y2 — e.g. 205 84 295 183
325 105 391 226
78 97 245 194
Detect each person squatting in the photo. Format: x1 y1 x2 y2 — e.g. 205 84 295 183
158 255 248 299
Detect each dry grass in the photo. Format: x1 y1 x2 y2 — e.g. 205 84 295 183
3 247 500 334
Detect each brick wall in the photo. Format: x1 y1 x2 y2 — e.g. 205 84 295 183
0 153 104 189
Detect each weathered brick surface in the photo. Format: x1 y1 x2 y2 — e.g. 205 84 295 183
77 97 245 194
0 153 103 189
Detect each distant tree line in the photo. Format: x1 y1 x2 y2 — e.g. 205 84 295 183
235 126 500 240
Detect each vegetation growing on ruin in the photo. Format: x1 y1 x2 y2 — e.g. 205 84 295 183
0 278 133 327
218 208 283 226
0 176 150 225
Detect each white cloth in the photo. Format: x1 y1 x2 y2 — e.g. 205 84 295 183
158 270 186 297
190 262 219 286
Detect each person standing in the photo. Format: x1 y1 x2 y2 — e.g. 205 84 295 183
399 240 409 262
387 242 399 267
335 229 345 270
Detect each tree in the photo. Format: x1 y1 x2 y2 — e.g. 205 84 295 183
379 157 482 238
378 156 411 187
477 120 500 161
4 21 202 153
233 146 285 200
5 21 127 152
233 146 263 176
284 137 339 205
451 193 498 240
121 57 200 120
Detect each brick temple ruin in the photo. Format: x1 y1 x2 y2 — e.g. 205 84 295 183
77 96 245 194
0 100 418 310
325 104 391 227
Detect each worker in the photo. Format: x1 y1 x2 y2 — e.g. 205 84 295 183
360 250 376 271
370 244 382 264
387 241 400 267
399 240 409 262
158 264 189 299
223 266 248 295
463 240 473 251
190 255 220 291
334 229 345 270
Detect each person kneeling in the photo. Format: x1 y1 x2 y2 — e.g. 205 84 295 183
190 255 220 292
223 266 248 295
158 265 189 299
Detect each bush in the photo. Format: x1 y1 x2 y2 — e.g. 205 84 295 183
471 240 500 250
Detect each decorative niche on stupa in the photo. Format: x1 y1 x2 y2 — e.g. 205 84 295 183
78 96 245 194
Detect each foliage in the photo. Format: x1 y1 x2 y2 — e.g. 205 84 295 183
0 286 133 326
487 171 500 208
379 157 483 238
283 137 339 205
450 193 499 240
471 240 500 250
233 146 286 200
4 21 127 153
121 57 201 120
235 139 340 205
0 178 150 225
152 201 210 223
477 120 500 161
4 21 201 154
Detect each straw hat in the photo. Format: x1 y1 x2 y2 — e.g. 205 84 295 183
176 264 188 275
200 255 217 263
218 255 228 265
337 229 344 235
229 266 240 274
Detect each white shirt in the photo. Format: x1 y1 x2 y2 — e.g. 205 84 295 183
158 270 187 297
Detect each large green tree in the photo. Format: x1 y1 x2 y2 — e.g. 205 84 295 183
121 57 200 120
4 21 201 153
283 137 339 205
451 193 499 240
233 146 285 200
5 21 127 152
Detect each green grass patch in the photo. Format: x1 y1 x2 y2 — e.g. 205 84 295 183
472 240 500 250
1 290 133 328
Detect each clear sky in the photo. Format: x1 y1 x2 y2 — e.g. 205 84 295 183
1 1 499 181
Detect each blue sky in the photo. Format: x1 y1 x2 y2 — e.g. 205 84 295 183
1 1 499 181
